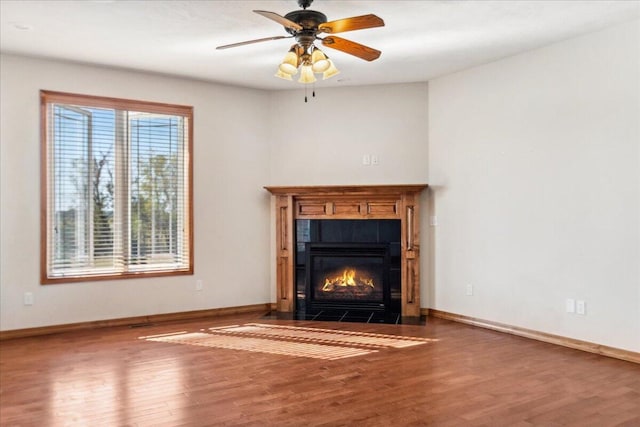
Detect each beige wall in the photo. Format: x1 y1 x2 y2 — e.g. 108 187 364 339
428 20 639 352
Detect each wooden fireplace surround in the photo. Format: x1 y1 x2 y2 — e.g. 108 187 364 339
264 184 428 318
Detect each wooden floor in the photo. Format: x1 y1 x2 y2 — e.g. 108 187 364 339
1 311 639 426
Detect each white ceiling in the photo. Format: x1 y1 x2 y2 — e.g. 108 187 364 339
1 0 638 90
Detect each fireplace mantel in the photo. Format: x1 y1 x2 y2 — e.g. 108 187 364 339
265 184 428 318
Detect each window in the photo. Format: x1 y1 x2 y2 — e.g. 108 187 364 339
41 91 193 283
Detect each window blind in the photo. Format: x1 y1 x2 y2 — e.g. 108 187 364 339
41 91 193 282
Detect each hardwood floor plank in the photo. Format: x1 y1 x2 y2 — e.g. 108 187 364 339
1 313 639 426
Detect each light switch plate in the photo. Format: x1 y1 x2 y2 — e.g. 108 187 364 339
566 298 575 313
24 292 34 305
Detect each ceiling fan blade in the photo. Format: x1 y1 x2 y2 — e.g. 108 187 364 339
318 14 384 34
322 36 382 61
253 10 303 31
216 35 290 50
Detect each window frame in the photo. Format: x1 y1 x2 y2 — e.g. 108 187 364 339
40 90 194 284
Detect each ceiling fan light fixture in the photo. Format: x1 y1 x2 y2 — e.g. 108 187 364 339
298 64 317 84
322 59 340 80
311 47 330 73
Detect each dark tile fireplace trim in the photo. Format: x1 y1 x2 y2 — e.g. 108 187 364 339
264 185 428 318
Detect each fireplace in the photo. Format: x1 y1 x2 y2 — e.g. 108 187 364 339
265 184 428 321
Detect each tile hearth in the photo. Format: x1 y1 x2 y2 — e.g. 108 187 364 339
263 310 426 325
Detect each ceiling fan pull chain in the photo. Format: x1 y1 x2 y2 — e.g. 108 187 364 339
305 85 308 103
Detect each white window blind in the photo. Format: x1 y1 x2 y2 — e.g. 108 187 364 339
41 91 193 283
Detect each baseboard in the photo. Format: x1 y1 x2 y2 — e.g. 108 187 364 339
428 309 639 364
0 303 272 341
5 304 636 364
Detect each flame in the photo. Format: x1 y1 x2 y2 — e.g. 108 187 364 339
322 268 374 292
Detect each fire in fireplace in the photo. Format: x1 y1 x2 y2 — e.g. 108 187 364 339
322 268 375 293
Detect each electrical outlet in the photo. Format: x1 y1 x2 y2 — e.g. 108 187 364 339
24 292 34 306
576 300 586 315
566 298 575 313
429 215 438 226
196 280 203 291
371 155 379 165
362 154 371 165
466 283 473 296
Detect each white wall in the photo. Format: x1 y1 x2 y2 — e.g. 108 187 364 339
268 83 429 186
0 55 272 330
0 58 429 331
2 19 638 354
428 20 639 351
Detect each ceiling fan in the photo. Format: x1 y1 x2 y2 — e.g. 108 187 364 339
216 0 384 84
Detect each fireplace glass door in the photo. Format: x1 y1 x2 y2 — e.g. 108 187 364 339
306 243 390 312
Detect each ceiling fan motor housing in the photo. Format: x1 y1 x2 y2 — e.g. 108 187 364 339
284 10 327 33
284 9 328 50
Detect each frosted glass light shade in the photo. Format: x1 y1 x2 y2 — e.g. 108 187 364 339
322 59 340 80
298 65 317 83
311 48 330 73
279 50 299 75
274 68 293 80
